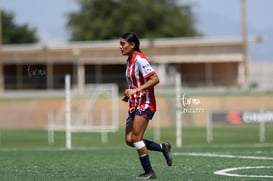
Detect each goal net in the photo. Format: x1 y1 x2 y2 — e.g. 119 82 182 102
48 75 119 148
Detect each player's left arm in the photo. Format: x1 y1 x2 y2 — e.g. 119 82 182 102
124 72 159 97
136 72 159 92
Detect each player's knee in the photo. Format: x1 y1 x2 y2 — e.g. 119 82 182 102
125 136 134 147
131 134 142 143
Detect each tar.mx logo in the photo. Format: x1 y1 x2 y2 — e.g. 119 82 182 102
181 93 205 113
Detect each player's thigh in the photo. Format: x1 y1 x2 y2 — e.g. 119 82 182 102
132 115 148 140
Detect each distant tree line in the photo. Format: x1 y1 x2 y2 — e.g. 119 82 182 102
66 0 200 40
1 0 200 44
1 10 38 44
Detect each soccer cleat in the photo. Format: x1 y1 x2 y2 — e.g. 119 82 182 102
162 142 173 166
136 169 157 179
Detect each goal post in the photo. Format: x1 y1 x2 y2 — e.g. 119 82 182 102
65 74 71 149
175 72 182 147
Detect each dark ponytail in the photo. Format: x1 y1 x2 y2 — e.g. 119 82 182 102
121 32 141 52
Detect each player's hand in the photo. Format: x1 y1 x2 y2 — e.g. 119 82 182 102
121 95 129 102
124 88 138 97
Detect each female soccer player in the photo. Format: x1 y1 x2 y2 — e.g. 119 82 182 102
120 32 173 179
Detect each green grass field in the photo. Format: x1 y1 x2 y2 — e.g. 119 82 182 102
0 126 273 180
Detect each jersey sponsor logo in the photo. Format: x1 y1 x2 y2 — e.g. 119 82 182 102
142 64 152 72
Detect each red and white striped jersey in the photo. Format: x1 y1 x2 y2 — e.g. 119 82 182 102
125 52 156 113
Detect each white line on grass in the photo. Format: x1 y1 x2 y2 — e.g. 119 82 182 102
174 152 273 160
0 147 127 152
175 152 273 178
214 166 273 178
183 144 273 149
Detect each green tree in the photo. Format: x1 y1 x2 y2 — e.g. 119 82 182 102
67 0 200 41
1 10 38 44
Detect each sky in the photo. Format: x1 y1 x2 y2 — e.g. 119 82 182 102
1 0 273 61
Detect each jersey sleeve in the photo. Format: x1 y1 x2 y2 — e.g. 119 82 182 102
137 57 155 79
